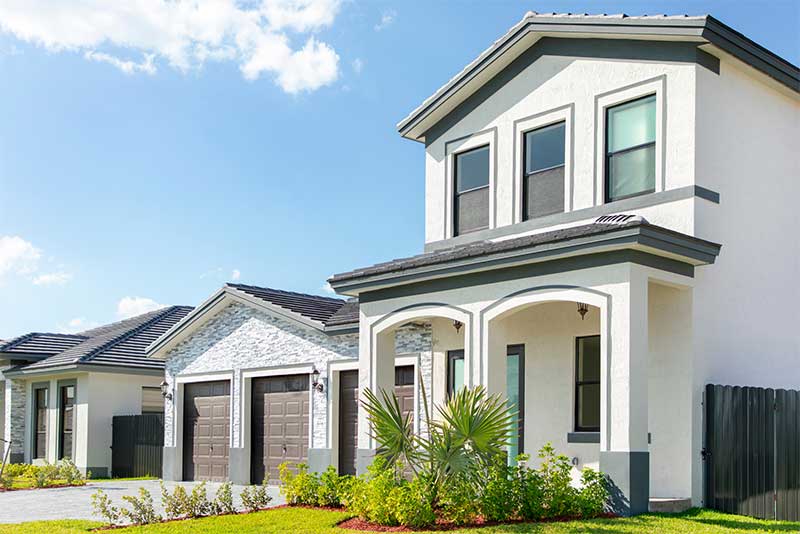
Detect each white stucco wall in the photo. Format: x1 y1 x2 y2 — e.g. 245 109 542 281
424 52 698 244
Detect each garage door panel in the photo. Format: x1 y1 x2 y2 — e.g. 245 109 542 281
183 381 230 482
251 375 310 484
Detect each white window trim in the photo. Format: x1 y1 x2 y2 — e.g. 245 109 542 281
444 127 497 238
513 104 574 223
594 75 666 206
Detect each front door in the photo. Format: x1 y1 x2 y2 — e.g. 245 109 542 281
251 375 310 484
338 370 359 475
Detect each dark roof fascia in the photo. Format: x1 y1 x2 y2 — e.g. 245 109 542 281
322 324 359 335
398 15 799 140
3 363 164 378
330 225 721 295
0 352 50 362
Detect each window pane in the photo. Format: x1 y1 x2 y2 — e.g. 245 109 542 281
454 186 489 235
506 353 521 462
525 122 565 174
524 166 564 220
577 383 601 430
608 95 656 153
577 336 601 382
607 144 655 201
455 146 490 192
451 357 464 394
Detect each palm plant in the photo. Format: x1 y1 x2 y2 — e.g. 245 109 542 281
362 377 516 502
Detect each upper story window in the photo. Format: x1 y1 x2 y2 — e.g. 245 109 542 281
605 95 656 202
523 121 566 220
454 145 490 236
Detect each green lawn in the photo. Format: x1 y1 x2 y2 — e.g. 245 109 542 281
0 507 798 533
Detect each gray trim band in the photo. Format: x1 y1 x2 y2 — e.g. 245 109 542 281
425 184 720 253
4 363 165 378
600 450 650 516
358 249 693 303
567 432 601 443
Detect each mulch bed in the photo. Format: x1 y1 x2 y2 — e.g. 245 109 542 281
338 512 619 532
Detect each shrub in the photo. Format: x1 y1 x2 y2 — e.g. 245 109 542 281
186 481 212 518
316 465 350 507
388 475 435 528
161 483 190 520
211 481 236 515
577 467 608 518
33 462 59 488
0 472 13 490
515 455 545 521
279 462 319 505
240 479 272 512
58 459 85 486
91 489 121 526
343 457 402 526
480 458 518 522
119 487 161 525
438 471 480 526
343 475 369 519
1 463 30 478
537 443 578 518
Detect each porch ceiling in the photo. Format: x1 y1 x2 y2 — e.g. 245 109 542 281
328 219 721 297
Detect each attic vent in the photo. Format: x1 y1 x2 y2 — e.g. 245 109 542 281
594 214 648 225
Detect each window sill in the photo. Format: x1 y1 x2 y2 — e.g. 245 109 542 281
567 432 600 444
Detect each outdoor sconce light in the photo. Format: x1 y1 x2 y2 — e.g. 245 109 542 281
452 320 463 333
160 380 172 401
577 302 589 320
311 366 324 393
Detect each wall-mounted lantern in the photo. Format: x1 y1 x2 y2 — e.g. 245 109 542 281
452 320 463 333
577 302 589 320
159 380 173 401
311 366 324 393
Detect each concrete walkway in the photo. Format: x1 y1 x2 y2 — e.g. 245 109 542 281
0 480 285 524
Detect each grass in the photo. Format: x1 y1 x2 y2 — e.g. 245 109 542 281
0 507 798 533
1 476 155 490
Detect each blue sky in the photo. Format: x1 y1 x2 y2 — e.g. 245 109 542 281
0 1 797 339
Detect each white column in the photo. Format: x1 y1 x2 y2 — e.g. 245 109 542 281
356 324 394 474
600 264 650 515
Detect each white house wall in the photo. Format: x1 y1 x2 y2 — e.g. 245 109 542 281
424 52 697 243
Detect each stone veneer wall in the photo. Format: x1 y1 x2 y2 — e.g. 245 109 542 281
4 378 26 461
164 302 434 450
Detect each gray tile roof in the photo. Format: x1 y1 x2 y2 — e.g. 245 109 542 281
329 219 721 285
227 283 359 328
17 306 193 373
0 333 88 357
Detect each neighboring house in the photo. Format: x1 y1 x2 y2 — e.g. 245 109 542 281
0 306 192 476
144 11 798 517
147 283 429 484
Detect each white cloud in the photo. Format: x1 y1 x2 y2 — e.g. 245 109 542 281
374 9 396 31
85 50 156 75
33 271 72 286
117 296 165 319
351 57 362 74
0 235 41 277
58 317 100 334
0 0 342 93
321 282 335 295
231 269 241 281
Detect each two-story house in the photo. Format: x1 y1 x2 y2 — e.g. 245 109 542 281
147 12 798 517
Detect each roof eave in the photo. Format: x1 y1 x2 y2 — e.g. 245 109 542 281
397 14 799 142
4 363 164 378
329 226 721 297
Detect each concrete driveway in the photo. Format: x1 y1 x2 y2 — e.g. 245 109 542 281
0 480 285 524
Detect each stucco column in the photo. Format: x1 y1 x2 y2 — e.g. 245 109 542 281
600 265 650 515
356 325 394 474
484 319 508 398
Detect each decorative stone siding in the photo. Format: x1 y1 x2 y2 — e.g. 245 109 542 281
395 323 433 437
4 379 26 459
164 302 358 449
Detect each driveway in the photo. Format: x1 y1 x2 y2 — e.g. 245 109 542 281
0 480 285 524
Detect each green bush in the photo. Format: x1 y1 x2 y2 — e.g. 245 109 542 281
388 475 435 528
91 489 121 526
316 465 351 507
343 457 402 526
577 467 608 518
537 443 579 518
438 471 480 526
33 462 60 488
212 482 236 515
0 472 13 490
161 483 190 520
1 463 30 478
240 479 272 512
279 462 320 505
58 459 85 486
515 455 545 521
187 481 212 518
480 458 518 522
119 487 161 525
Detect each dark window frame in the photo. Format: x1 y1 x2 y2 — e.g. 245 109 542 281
506 344 525 456
453 144 490 236
574 335 601 433
58 382 76 460
446 349 465 397
604 94 657 204
31 384 49 460
522 121 566 221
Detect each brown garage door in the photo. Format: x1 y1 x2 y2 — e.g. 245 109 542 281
338 366 415 475
251 375 310 484
183 381 230 482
